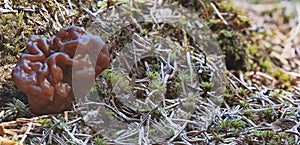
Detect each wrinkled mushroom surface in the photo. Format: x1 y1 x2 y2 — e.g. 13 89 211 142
12 26 109 115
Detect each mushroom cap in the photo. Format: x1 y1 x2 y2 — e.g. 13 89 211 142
12 26 109 115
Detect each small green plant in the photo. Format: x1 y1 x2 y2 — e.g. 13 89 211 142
141 28 149 35
285 110 296 116
272 69 282 78
57 121 70 130
287 136 297 145
269 140 277 145
182 96 196 109
11 136 19 142
260 59 272 70
149 80 164 92
37 118 52 127
238 88 251 96
220 30 233 38
247 44 258 55
174 82 181 89
90 84 98 93
4 99 31 117
101 69 120 84
275 132 289 140
170 49 179 60
102 69 130 91
242 109 252 116
146 71 160 80
218 119 229 134
262 108 275 121
220 1 244 14
229 119 244 129
211 131 225 144
200 82 214 93
239 100 249 108
153 63 160 70
107 109 116 115
94 136 107 145
279 73 290 82
251 130 277 142
269 91 281 99
181 73 195 83
224 88 233 99
249 114 259 123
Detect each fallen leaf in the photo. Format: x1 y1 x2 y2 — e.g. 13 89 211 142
0 136 21 145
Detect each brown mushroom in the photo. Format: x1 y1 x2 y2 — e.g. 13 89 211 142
12 26 109 115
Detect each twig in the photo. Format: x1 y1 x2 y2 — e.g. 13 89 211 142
52 135 68 145
40 121 60 143
138 105 159 128
198 0 209 19
0 8 17 13
48 130 53 144
19 122 33 144
168 121 188 143
66 117 82 125
51 116 84 145
210 2 228 25
228 71 253 93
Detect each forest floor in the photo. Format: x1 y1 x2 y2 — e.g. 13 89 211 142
1 0 300 145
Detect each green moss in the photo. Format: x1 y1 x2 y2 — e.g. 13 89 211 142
37 118 52 128
220 30 233 38
252 130 277 140
242 109 252 116
229 119 245 129
94 136 107 145
260 59 273 70
279 74 290 82
238 88 251 96
249 114 259 123
102 69 131 91
147 71 160 80
262 108 275 121
247 44 258 55
0 12 29 65
173 0 252 71
239 100 249 108
149 80 164 92
200 82 214 92
272 70 282 78
219 1 243 14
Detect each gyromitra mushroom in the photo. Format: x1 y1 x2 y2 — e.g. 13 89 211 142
12 26 109 115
